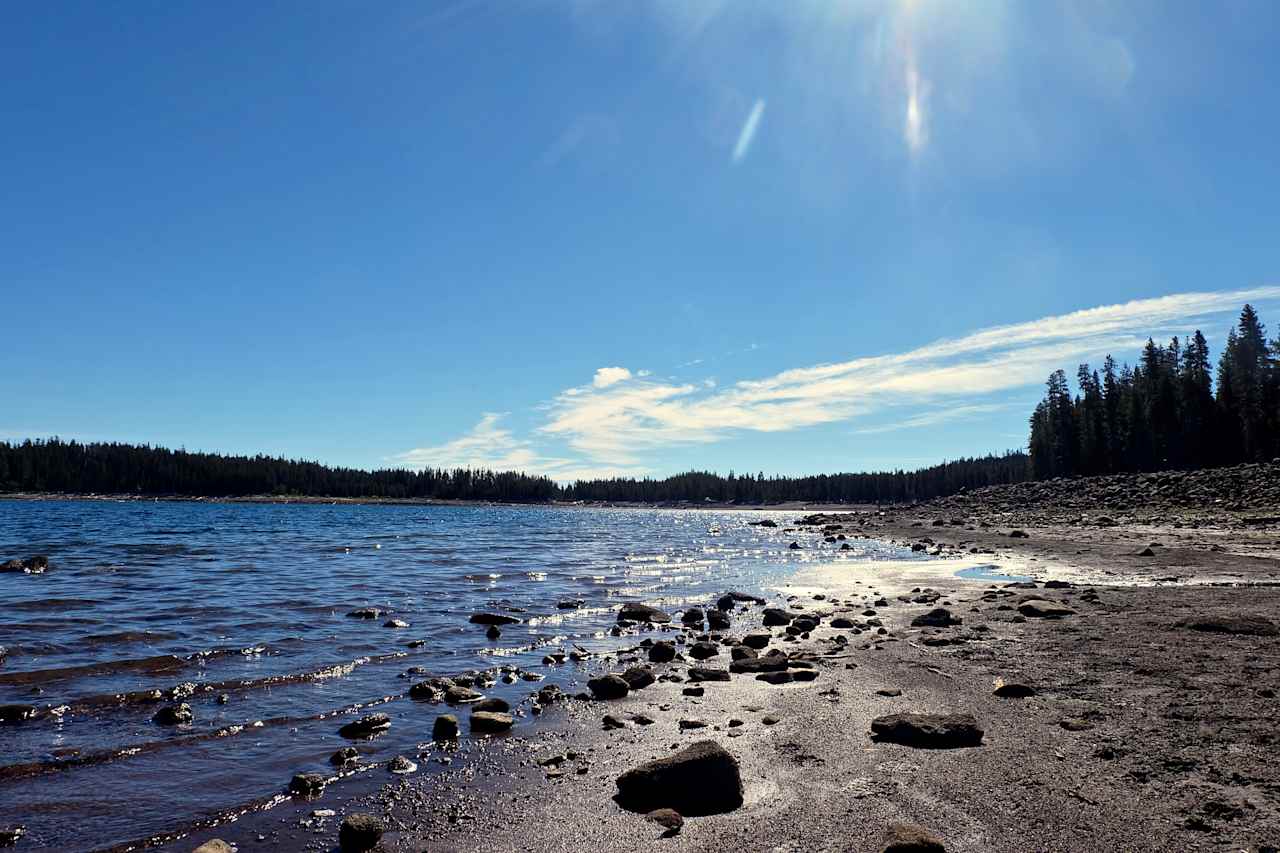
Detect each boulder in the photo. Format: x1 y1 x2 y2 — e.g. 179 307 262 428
408 681 443 702
911 608 961 628
870 713 984 748
1017 600 1077 618
472 697 510 713
0 704 38 725
688 641 720 660
742 633 772 649
444 685 483 703
993 682 1036 698
622 666 657 690
338 813 384 852
346 608 382 619
192 840 234 853
756 671 794 685
330 747 359 766
338 712 391 739
152 703 193 725
588 675 630 700
289 773 326 797
762 608 793 627
470 710 514 733
648 641 677 663
687 667 731 682
681 608 706 626
469 612 520 626
1181 616 1278 636
432 714 459 740
730 645 757 662
730 652 789 674
707 610 731 630
617 603 673 624
615 740 743 816
882 823 946 852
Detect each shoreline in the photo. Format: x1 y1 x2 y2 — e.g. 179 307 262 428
164 495 1280 852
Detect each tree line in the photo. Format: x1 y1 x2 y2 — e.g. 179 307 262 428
0 437 1028 505
1029 303 1280 478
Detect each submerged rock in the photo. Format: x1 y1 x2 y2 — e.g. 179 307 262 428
387 755 418 774
289 773 326 797
338 712 391 739
1 556 48 574
152 703 193 725
346 608 382 619
338 813 384 852
617 603 672 624
329 747 359 766
432 714 459 740
870 713 984 748
472 697 510 713
469 612 520 626
615 740 744 816
0 704 38 725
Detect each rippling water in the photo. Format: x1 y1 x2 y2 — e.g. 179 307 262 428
0 500 905 850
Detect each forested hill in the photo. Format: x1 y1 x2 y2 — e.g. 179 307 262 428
1028 303 1280 478
0 438 1027 505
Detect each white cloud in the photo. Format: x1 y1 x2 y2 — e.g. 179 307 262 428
732 98 766 163
592 366 632 388
851 402 1019 436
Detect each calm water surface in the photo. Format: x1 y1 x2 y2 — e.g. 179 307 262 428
0 500 907 850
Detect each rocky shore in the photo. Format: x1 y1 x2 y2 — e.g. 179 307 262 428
158 466 1280 852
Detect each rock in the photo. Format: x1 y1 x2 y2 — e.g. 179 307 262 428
408 681 443 702
338 712 391 739
688 641 720 660
792 616 819 632
0 704 38 725
330 747 359 766
485 625 501 640
707 609 731 630
387 755 417 774
687 667 731 682
432 714 460 740
338 813 384 852
646 808 684 835
831 617 856 629
617 603 672 624
1009 529 1029 538
756 671 794 685
1059 717 1094 731
2 556 49 574
789 541 801 550
648 641 677 663
615 740 744 816
876 688 903 697
602 714 626 730
192 840 234 853
682 686 705 697
762 715 780 725
1017 600 1078 618
730 652 789 674
469 612 520 626
472 697 510 713
742 633 772 649
1136 546 1156 557
730 645 757 662
882 822 946 852
870 713 984 748
681 607 706 626
622 666 656 690
470 710 514 733
444 685 483 703
993 682 1037 698
762 608 793 627
749 519 778 527
911 608 961 628
556 599 583 609
152 703 193 725
382 618 408 628
346 608 382 619
588 675 630 700
678 719 708 730
289 773 326 796
1043 580 1073 589
1181 616 1278 636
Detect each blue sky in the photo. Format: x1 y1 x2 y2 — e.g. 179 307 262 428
4 1 1279 480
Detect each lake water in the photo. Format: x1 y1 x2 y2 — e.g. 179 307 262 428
0 500 911 851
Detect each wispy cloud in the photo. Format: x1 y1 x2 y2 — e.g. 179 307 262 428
398 288 1279 479
732 98 766 163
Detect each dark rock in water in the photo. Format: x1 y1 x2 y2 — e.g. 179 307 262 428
730 645 757 662
742 633 772 649
617 603 673 624
0 826 25 847
762 608 793 627
588 675 630 700
387 754 417 774
882 822 946 852
647 808 684 836
444 685 483 703
289 772 326 797
731 652 789 674
0 704 37 725
1017 600 1077 618
1 556 49 574
485 625 501 640
330 747 359 766
556 599 583 610
707 609 731 630
339 813 384 852
432 714 459 740
1181 616 1278 636
870 713 984 748
469 612 520 626
789 542 801 550
472 697 510 713
383 618 409 629
681 607 706 626
470 710 514 733
756 671 794 685
152 703 193 725
687 667 731 682
622 666 656 690
338 712 391 739
408 681 443 702
993 682 1037 698
911 608 961 628
749 519 778 527
648 641 677 663
615 740 744 816
717 591 766 609
688 641 719 660
346 607 382 619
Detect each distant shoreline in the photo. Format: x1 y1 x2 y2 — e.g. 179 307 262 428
0 492 873 512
